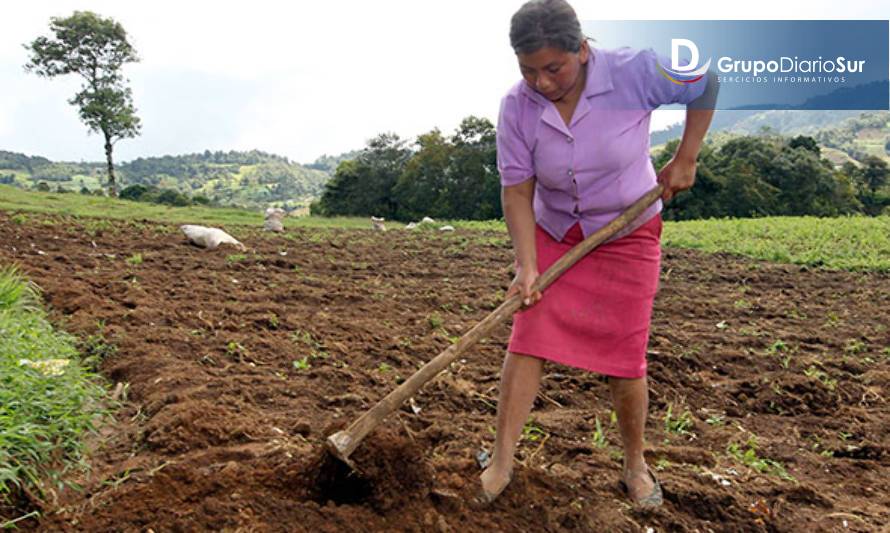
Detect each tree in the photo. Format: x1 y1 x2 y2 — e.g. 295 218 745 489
317 133 410 218
24 11 141 196
447 116 499 220
859 156 888 194
392 129 453 220
854 156 890 215
788 135 821 156
720 159 780 217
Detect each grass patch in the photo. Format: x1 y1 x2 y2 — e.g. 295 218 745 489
0 185 504 231
0 266 109 524
0 184 260 227
663 215 890 272
3 185 889 272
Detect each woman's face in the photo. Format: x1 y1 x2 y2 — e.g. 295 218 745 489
517 42 589 102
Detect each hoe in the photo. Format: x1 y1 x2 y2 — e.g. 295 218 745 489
326 184 666 471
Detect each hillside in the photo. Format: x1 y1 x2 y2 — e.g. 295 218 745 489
651 110 889 165
0 149 332 211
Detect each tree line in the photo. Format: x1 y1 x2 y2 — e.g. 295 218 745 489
313 125 889 222
655 135 888 220
312 116 501 221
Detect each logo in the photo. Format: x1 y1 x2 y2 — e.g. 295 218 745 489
658 38 711 85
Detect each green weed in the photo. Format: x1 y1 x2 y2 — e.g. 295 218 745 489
78 324 118 372
427 312 444 330
803 366 837 391
290 329 329 359
844 339 867 355
664 403 695 436
591 414 610 448
225 341 248 362
705 414 726 426
727 436 795 481
522 419 547 442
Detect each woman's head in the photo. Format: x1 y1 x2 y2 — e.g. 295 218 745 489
509 0 584 55
510 0 590 102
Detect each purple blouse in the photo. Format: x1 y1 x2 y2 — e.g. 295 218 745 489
496 46 709 242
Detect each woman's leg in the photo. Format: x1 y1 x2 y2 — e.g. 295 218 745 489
481 351 544 494
608 375 656 499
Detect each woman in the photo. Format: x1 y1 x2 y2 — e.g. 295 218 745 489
479 0 718 507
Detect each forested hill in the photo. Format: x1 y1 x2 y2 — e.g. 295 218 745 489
652 110 890 166
304 150 362 174
0 149 333 211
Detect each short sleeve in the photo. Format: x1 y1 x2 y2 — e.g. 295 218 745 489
642 48 710 109
496 94 534 187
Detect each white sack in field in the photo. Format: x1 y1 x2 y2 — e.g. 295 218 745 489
371 216 387 232
180 225 246 251
264 207 286 232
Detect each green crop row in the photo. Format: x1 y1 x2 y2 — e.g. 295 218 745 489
0 266 109 526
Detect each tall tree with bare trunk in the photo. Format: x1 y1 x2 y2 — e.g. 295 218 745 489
25 11 141 197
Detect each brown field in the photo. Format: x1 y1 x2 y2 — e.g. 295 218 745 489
1 211 888 532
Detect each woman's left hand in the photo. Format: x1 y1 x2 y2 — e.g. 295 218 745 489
656 156 697 203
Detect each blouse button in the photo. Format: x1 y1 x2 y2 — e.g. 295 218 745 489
566 136 573 143
567 169 574 176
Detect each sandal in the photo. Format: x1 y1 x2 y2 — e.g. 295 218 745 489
473 469 514 508
618 467 663 508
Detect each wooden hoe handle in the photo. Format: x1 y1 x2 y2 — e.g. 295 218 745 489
326 184 665 462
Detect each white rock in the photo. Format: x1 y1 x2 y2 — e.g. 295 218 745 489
439 225 455 232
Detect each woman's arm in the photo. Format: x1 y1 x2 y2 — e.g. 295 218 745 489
657 71 719 202
502 178 542 306
502 178 537 269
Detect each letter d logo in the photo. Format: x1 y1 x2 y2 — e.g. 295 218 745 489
659 38 711 84
671 38 699 71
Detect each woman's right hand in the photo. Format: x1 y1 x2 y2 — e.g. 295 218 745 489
506 263 542 308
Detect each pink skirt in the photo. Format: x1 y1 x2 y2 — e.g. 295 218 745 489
507 213 663 378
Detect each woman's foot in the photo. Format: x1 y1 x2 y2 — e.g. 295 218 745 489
619 466 662 507
476 464 514 505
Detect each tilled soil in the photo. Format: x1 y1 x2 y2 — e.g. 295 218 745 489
1 211 888 532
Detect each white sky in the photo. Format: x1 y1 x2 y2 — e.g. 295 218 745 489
1 0 887 164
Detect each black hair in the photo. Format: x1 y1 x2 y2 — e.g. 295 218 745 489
509 0 591 55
